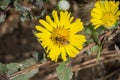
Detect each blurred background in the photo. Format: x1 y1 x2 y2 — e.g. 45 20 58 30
0 0 95 63
0 0 120 80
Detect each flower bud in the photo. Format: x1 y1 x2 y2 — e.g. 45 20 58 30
57 0 70 11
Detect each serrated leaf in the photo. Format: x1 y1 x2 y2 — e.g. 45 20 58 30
6 58 36 74
96 45 102 63
32 51 44 62
0 63 8 73
32 52 39 61
41 53 47 63
33 0 43 9
56 62 73 80
0 14 6 23
91 45 99 53
20 58 36 68
12 69 39 80
0 0 11 9
84 27 91 35
6 63 20 74
41 9 47 17
6 58 38 80
87 25 99 44
86 45 99 55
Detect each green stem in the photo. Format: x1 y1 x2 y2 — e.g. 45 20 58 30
89 26 99 45
92 31 98 44
96 45 102 63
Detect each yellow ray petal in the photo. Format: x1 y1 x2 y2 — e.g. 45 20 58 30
69 45 79 55
35 33 51 40
39 20 53 31
65 45 76 57
60 11 64 27
46 15 57 28
69 35 85 49
69 19 83 34
61 46 67 61
94 25 101 29
35 25 49 32
47 46 56 61
52 10 60 26
55 46 61 62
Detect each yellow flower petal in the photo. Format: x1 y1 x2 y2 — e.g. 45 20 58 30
69 16 74 23
61 46 67 61
47 45 57 61
65 45 76 57
55 47 61 62
70 35 86 49
35 10 86 62
69 19 83 34
35 25 49 32
35 33 50 39
39 20 53 31
46 15 57 28
52 10 60 26
90 1 120 29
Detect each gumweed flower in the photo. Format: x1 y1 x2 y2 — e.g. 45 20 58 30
57 0 70 11
35 10 86 62
90 1 120 29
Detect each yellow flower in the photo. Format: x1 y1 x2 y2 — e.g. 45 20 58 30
91 1 120 29
35 11 86 62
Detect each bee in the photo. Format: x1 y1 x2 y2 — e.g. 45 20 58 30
55 36 63 42
55 36 69 45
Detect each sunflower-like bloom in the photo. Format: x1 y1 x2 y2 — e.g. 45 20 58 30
91 1 120 29
35 11 86 62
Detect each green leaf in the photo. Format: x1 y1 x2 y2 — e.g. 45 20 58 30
20 58 36 68
32 52 39 61
90 45 99 53
33 0 44 9
84 27 91 35
96 45 103 63
6 58 38 80
6 58 37 74
12 69 39 80
56 62 73 80
32 51 44 62
87 24 104 44
0 63 8 73
6 63 20 74
92 30 99 43
41 9 47 17
0 13 6 23
0 0 11 10
86 45 99 55
0 63 10 80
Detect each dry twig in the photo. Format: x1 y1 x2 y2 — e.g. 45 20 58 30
9 30 119 80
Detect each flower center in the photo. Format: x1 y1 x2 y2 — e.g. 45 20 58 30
102 13 116 27
51 28 70 45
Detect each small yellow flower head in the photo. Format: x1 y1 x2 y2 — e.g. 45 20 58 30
35 11 86 62
91 1 120 29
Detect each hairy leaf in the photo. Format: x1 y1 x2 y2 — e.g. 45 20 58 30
0 63 8 73
56 62 73 80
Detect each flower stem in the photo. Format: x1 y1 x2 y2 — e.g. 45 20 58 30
96 45 102 63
